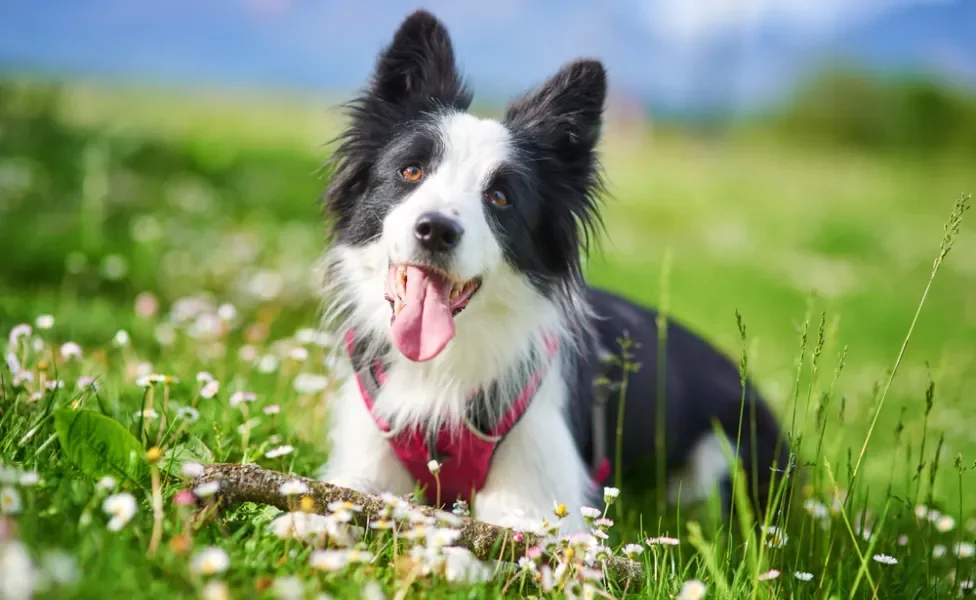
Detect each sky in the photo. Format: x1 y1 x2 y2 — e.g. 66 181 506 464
0 0 973 113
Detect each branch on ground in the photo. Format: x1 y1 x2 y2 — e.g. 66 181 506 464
195 463 644 590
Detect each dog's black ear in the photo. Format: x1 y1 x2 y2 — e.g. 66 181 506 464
503 59 607 158
369 10 469 110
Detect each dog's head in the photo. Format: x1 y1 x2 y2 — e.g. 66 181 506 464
323 10 606 363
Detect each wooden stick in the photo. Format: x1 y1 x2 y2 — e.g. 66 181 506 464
195 463 644 590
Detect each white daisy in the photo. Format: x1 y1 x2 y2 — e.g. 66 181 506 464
677 579 707 600
264 445 294 459
97 476 117 491
263 404 281 415
176 407 200 422
293 374 329 395
795 571 814 581
872 554 898 565
646 536 680 546
1 486 22 515
279 480 309 496
60 342 83 361
580 506 601 520
113 330 130 347
228 391 256 407
181 462 205 478
35 315 55 329
102 492 137 530
200 581 230 600
603 487 620 504
200 380 220 399
190 547 230 575
193 481 220 497
18 472 40 487
622 543 644 558
758 569 780 581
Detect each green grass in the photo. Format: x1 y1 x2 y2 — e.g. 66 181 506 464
1 79 975 599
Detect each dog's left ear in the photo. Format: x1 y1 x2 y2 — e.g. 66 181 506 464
504 59 607 159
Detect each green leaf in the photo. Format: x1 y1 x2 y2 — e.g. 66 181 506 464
160 436 214 478
54 408 148 485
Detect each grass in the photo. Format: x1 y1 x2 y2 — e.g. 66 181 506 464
1 78 975 599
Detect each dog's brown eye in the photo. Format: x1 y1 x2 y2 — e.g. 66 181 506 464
487 189 509 207
399 165 423 182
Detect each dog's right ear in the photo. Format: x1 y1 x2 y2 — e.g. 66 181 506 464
369 10 470 110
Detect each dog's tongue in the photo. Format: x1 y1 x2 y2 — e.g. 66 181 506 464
391 265 456 362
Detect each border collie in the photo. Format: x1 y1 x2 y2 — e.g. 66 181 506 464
318 10 791 533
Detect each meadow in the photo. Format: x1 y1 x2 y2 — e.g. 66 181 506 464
1 78 974 599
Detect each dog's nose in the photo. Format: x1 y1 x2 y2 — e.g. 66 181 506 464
414 212 463 253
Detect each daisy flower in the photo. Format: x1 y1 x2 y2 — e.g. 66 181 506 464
35 315 55 329
102 492 138 530
97 476 117 491
190 547 230 575
263 404 281 415
622 543 644 558
18 472 40 487
936 515 956 532
200 581 230 600
427 460 441 475
289 347 309 362
293 374 329 395
279 480 309 496
193 481 221 497
200 380 220 399
257 355 280 373
60 342 83 361
646 536 680 546
8 324 32 347
181 462 205 478
580 506 601 520
872 554 898 565
758 569 780 581
176 407 200 422
603 487 620 504
795 571 814 581
1 486 22 515
229 391 256 407
676 579 707 600
309 550 350 572
264 445 294 459
113 330 130 347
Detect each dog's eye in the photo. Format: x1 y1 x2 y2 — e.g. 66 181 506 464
486 189 510 208
399 165 424 182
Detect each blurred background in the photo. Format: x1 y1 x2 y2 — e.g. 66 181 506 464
1 1 975 492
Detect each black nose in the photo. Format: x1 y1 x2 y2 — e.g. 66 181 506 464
414 212 463 253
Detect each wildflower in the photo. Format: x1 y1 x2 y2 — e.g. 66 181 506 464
36 315 55 329
293 373 329 395
580 506 601 521
113 330 130 346
263 404 280 415
273 576 304 600
327 500 362 513
40 549 79 586
102 492 138 530
18 472 40 487
9 324 32 347
238 345 259 362
134 293 159 318
173 490 196 507
622 543 643 558
427 459 441 475
45 380 65 391
197 371 214 383
452 499 470 518
190 547 230 575
553 503 568 519
4 353 20 375
603 487 620 504
960 580 974 593
592 529 609 541
360 580 384 600
1 487 22 515
176 407 200 422
295 328 318 344
60 342 82 361
268 512 332 540
229 391 256 407
872 554 898 565
517 556 537 574
200 380 220 399
217 304 237 322
795 571 814 581
955 543 975 558
933 545 947 559
594 517 613 529
289 347 309 362
898 535 908 546
134 409 159 420
237 418 262 435
758 569 780 581
97 476 117 491
279 480 309 496
428 527 463 548
200 581 230 600
677 579 707 600
0 539 35 600
265 445 294 459
76 376 98 390
936 515 956 532
309 550 350 572
646 536 680 546
540 565 555 593
154 324 176 346
257 355 279 373
803 498 829 519
762 525 789 548
193 481 220 497
370 518 394 531
182 462 205 478
12 371 32 387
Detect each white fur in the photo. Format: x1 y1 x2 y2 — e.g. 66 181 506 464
666 432 731 506
318 110 593 532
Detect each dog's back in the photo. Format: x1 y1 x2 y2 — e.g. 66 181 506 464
568 286 793 517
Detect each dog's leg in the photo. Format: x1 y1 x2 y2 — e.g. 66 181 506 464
473 377 591 534
317 380 415 496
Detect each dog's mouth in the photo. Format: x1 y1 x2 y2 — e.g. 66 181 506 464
383 263 482 362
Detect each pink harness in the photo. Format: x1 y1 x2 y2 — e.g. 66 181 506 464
345 330 610 506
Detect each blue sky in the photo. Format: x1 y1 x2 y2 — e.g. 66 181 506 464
1 0 973 112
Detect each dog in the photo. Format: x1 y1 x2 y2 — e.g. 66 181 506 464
317 10 791 533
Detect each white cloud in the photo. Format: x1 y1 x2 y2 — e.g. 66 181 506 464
641 0 952 49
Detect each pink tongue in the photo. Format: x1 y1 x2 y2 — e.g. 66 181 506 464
391 266 456 362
